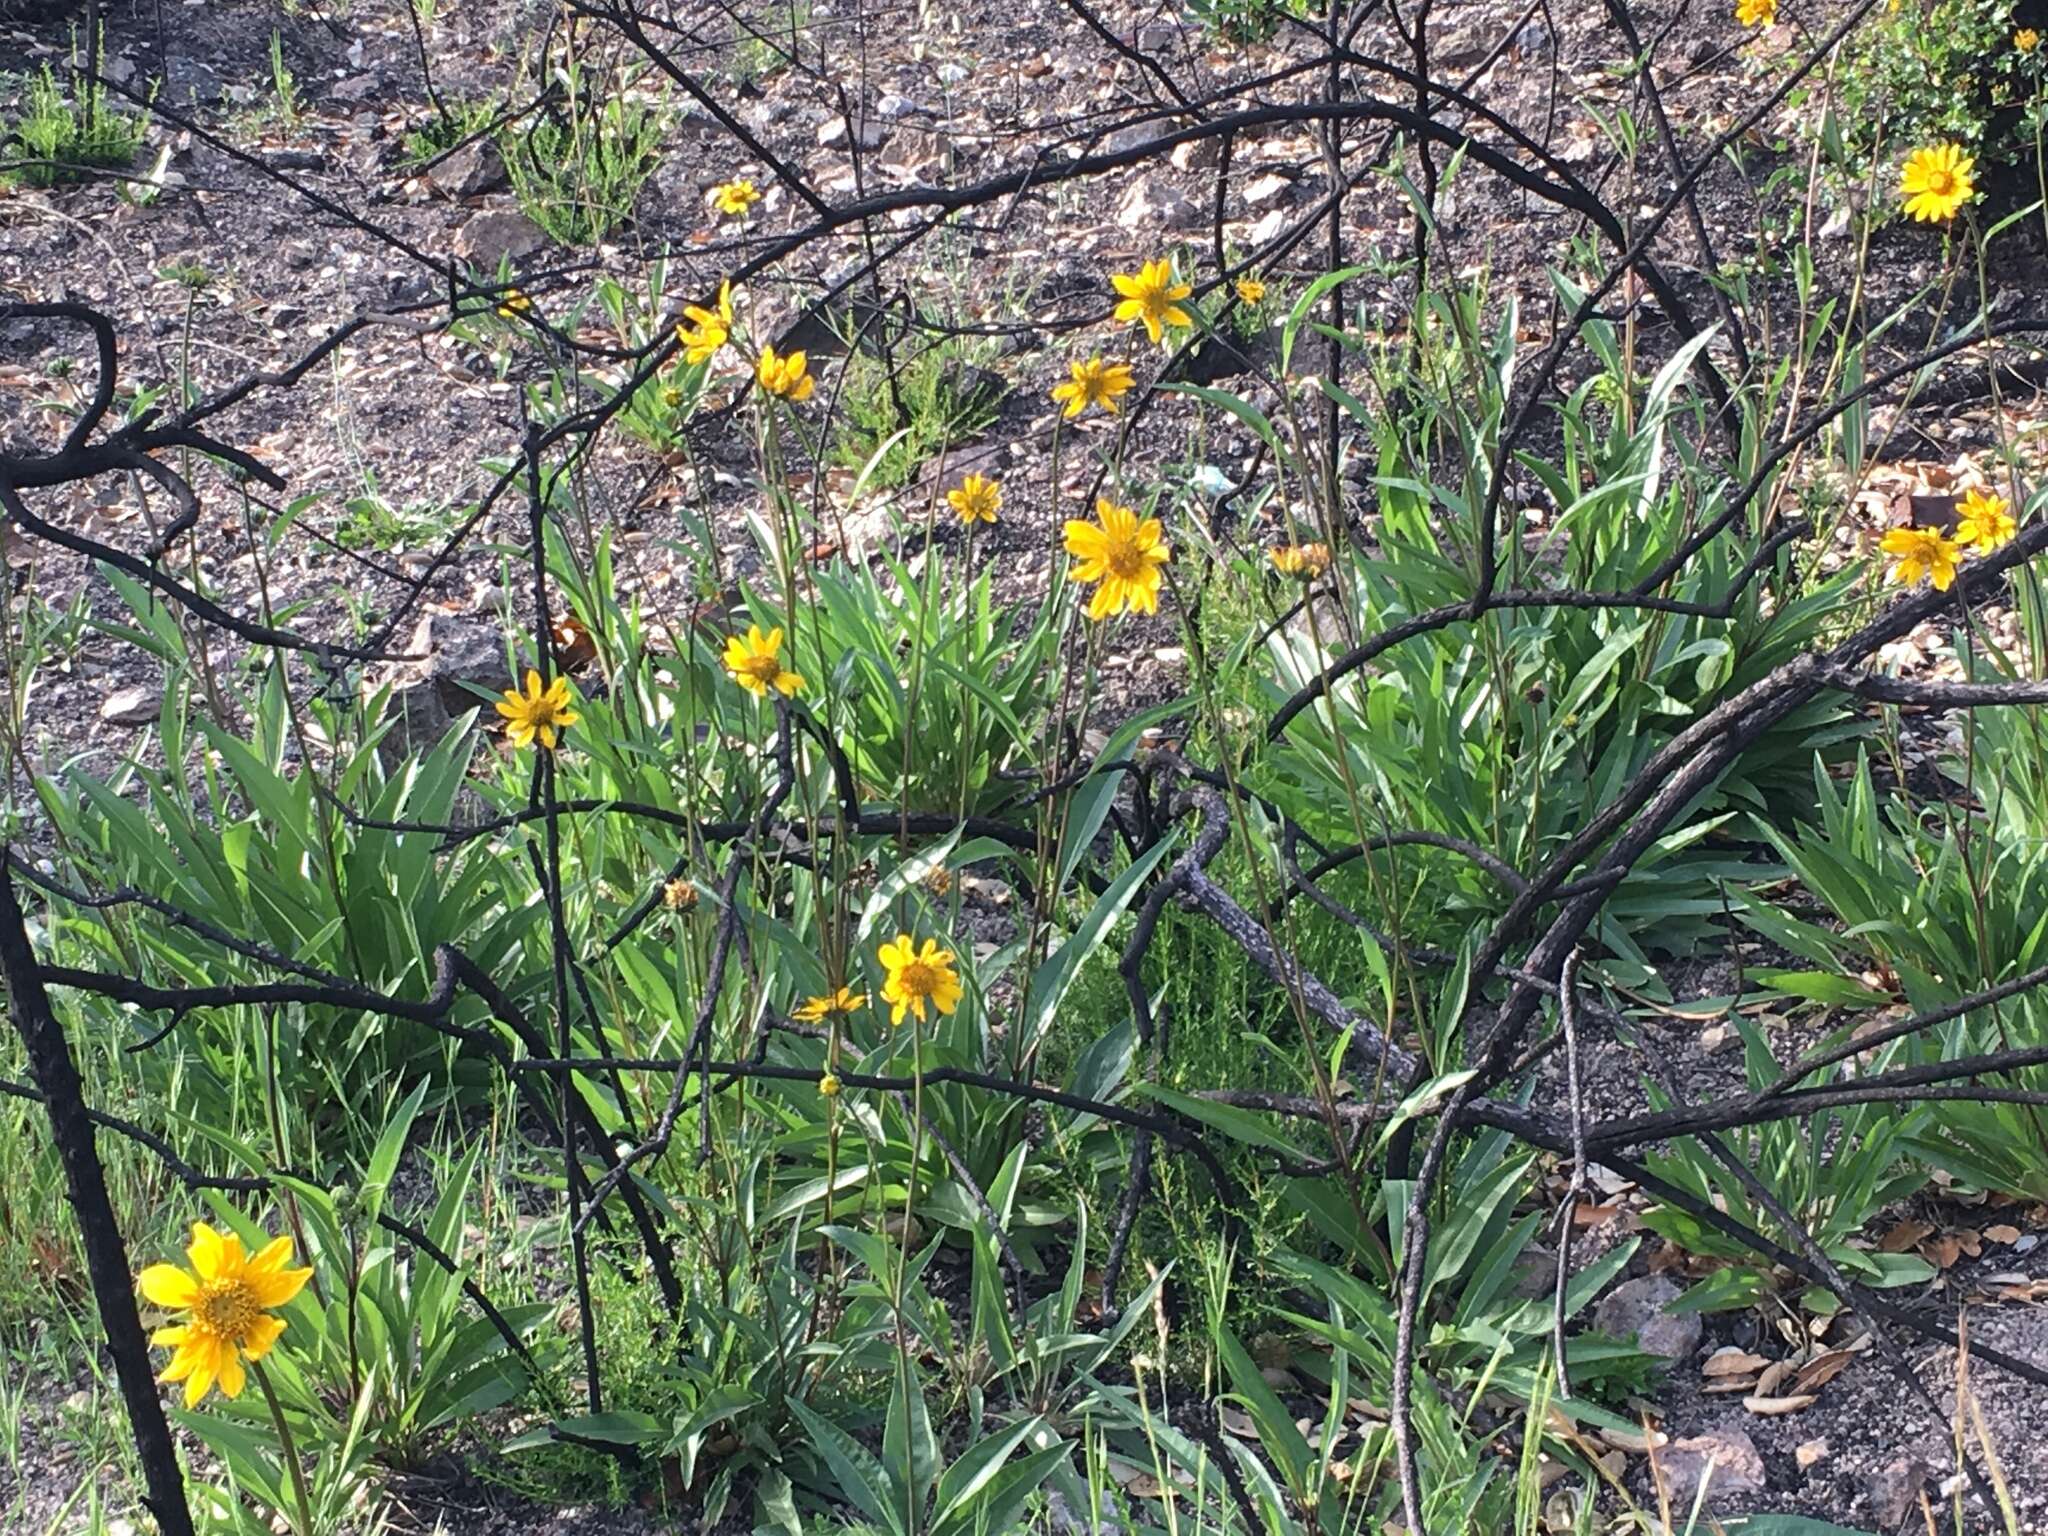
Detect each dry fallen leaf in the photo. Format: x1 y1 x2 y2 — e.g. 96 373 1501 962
1880 1219 1935 1253
1703 1349 1771 1378
1744 1393 1819 1415
1792 1348 1861 1393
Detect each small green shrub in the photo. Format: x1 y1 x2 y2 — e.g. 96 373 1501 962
831 333 1005 491
4 63 143 186
499 60 666 246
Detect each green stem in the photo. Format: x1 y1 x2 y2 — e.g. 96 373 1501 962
252 1359 314 1536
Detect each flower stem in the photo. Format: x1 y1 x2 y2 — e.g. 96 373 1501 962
252 1360 314 1536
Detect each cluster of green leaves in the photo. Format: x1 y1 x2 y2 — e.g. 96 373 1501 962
830 328 1007 492
498 54 666 246
2 62 144 187
1818 0 2048 181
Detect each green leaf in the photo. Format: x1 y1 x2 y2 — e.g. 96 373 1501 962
787 1398 904 1535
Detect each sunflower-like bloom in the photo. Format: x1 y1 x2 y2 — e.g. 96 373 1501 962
495 669 580 750
819 1072 842 1097
1065 498 1171 620
2017 27 2040 51
1111 258 1194 344
496 287 534 318
1270 542 1332 580
1234 275 1266 305
723 625 805 696
139 1223 312 1407
1956 488 2016 551
711 178 761 217
1050 356 1136 418
1900 145 1975 223
878 934 964 1026
1880 526 1962 590
1735 0 1775 25
676 282 735 366
756 345 815 401
662 878 698 913
947 473 1002 526
793 985 868 1023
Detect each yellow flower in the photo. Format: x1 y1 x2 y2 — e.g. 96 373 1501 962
662 878 698 913
1270 542 1332 580
819 1072 842 1097
661 384 684 409
1234 275 1266 305
1900 144 1976 223
139 1222 311 1408
711 178 762 217
947 473 1002 526
494 669 580 750
793 985 868 1023
1956 488 2016 551
878 933 964 1026
756 345 815 401
496 287 533 319
676 282 735 366
1735 0 1775 25
1050 356 1136 418
723 624 805 696
2018 27 2041 51
1880 526 1962 590
1111 257 1194 344
1066 498 1171 620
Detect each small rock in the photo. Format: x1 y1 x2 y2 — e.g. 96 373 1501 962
1101 122 1157 156
1171 138 1221 171
935 62 970 85
263 148 326 173
1117 174 1198 230
875 92 920 119
1795 1438 1829 1470
99 684 160 726
1136 22 1180 50
1865 1455 1931 1531
1592 1275 1701 1361
1244 171 1293 206
429 139 509 198
328 73 380 103
819 113 886 151
1659 1427 1766 1506
453 209 546 267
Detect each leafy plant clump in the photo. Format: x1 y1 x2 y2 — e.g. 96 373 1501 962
3 63 143 186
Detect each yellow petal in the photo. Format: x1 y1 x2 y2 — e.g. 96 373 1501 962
247 1262 313 1310
186 1224 227 1282
242 1313 287 1363
139 1263 199 1309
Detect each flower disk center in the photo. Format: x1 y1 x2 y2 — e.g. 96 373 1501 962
194 1279 260 1343
896 961 941 998
739 654 784 686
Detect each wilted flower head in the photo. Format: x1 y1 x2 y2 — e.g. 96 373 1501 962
1051 356 1136 418
756 345 815 401
793 986 867 1023
1270 542 1332 581
677 282 735 365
